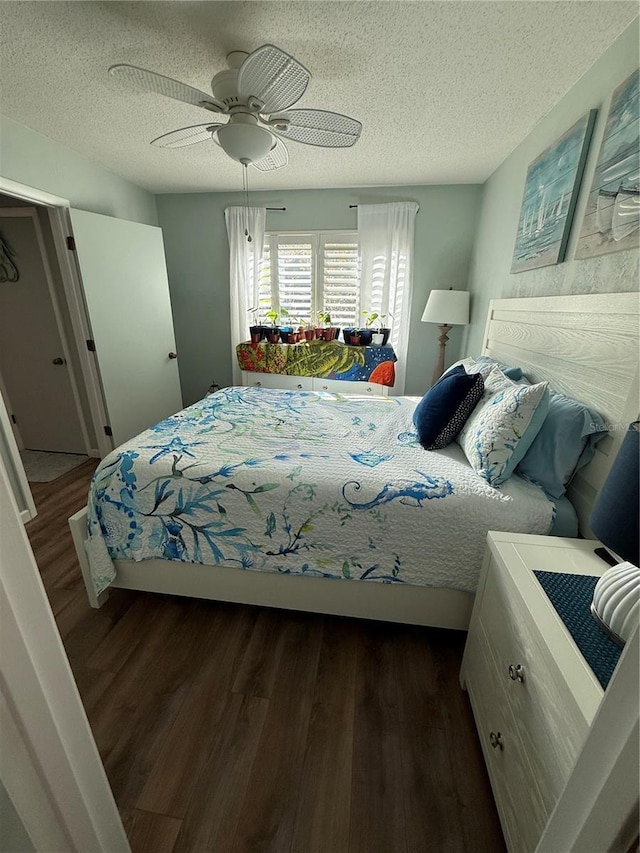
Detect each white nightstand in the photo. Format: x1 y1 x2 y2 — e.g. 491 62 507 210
460 532 609 853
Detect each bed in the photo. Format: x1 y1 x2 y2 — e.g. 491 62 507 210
69 293 639 629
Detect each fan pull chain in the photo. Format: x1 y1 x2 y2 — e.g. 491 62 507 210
242 163 252 242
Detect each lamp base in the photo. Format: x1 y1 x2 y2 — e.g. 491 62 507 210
430 324 452 387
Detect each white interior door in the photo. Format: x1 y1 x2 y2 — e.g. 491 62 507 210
0 210 86 453
69 209 182 447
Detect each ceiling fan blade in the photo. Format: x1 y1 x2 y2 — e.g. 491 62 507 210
237 44 310 114
109 64 226 113
150 123 224 149
273 109 362 148
251 138 289 172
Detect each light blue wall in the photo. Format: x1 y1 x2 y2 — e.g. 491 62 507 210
0 114 158 224
463 20 639 356
157 184 482 405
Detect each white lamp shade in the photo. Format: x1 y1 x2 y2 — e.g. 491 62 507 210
421 290 470 326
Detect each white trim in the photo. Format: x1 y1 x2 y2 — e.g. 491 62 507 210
0 454 130 851
0 689 72 850
0 367 23 449
0 176 70 209
0 386 36 521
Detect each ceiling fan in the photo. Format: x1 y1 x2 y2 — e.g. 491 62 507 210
109 44 362 172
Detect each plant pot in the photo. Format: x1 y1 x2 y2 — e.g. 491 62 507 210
371 332 384 346
267 329 280 344
349 333 362 346
249 325 265 343
324 327 339 342
279 326 293 343
342 327 355 344
359 328 373 346
379 328 391 346
304 330 315 341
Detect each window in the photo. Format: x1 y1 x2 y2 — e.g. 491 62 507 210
257 232 360 328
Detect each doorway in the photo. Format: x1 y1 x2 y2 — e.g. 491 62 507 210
0 198 93 484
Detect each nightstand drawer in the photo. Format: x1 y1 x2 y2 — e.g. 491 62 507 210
464 619 547 853
479 563 591 812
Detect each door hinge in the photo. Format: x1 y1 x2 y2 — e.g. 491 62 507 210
104 425 113 437
10 413 16 424
66 235 76 251
86 339 96 352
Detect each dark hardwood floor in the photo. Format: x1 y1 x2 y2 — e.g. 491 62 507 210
26 460 506 853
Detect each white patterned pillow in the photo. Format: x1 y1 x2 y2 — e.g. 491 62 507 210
457 366 549 486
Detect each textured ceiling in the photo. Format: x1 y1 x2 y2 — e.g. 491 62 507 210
0 2 637 193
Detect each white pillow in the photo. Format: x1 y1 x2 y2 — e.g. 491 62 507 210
457 366 549 486
444 357 494 379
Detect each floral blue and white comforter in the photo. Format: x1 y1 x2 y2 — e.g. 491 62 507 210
86 387 554 596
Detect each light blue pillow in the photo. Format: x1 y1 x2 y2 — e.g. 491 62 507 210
457 366 549 486
443 357 523 382
474 356 524 381
517 389 607 499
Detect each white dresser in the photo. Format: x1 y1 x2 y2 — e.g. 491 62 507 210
460 532 608 853
241 371 389 396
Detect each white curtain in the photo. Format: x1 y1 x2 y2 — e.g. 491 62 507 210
358 202 419 395
225 207 266 385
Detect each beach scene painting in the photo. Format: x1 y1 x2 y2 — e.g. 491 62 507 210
576 70 640 260
512 110 597 273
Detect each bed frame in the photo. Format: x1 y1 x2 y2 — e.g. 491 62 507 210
69 292 639 629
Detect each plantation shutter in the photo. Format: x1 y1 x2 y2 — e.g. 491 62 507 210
319 235 359 329
273 235 313 323
258 231 360 326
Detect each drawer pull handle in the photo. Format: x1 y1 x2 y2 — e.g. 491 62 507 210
255 381 262 387
508 664 526 683
489 731 504 750
297 383 303 389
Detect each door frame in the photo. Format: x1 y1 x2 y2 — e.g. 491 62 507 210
0 176 112 459
0 206 93 455
0 453 131 851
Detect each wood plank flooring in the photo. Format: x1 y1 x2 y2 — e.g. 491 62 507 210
26 460 506 853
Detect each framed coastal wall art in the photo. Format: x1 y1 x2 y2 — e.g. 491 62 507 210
576 69 640 260
511 110 597 273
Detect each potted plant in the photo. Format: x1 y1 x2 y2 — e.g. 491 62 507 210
375 312 392 346
248 307 265 343
302 319 315 341
317 310 340 342
348 330 362 345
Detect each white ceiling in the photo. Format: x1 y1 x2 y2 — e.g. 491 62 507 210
0 2 636 194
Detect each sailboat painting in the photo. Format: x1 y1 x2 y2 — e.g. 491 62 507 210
512 111 597 273
576 70 640 260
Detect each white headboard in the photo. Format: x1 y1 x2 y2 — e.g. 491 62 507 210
481 292 640 535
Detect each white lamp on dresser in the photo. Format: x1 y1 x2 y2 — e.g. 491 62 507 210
421 288 470 387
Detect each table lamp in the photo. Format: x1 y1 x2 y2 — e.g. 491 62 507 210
421 288 470 387
589 421 639 646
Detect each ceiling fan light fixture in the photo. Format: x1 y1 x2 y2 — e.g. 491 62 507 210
216 122 274 164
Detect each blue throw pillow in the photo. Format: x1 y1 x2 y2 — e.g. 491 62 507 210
413 367 485 450
517 389 607 498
